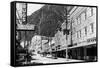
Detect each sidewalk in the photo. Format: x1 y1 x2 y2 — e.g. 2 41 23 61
31 54 84 64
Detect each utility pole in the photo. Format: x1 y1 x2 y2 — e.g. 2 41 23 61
39 9 43 56
64 6 68 60
64 6 70 60
49 37 52 57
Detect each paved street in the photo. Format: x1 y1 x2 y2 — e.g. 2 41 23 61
31 54 84 64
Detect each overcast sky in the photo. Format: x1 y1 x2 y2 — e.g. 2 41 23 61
27 3 44 16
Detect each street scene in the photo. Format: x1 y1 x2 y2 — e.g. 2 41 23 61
15 2 97 66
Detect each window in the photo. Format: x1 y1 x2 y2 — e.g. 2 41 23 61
81 12 86 21
77 30 81 38
71 19 73 27
72 27 76 35
91 8 93 16
81 28 85 37
71 18 74 23
79 30 81 38
75 33 77 39
77 17 81 24
78 31 80 38
93 7 96 14
23 8 26 12
87 7 93 18
75 18 77 25
90 23 94 33
77 31 79 38
85 27 87 35
85 11 87 20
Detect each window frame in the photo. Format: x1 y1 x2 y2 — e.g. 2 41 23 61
90 23 94 33
84 26 87 35
86 7 93 18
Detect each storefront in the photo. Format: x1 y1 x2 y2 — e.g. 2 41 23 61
68 44 97 61
56 49 66 58
52 45 66 58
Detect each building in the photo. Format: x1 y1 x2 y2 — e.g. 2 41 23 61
29 35 52 55
41 40 51 56
16 3 35 30
52 21 68 58
29 35 42 54
67 6 97 61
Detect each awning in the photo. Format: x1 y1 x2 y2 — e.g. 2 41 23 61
68 41 96 49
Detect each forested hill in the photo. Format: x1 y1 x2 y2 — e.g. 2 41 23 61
27 5 67 37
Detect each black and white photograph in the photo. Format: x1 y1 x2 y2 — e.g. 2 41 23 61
11 1 97 66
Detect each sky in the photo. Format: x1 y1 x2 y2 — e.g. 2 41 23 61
27 3 44 16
